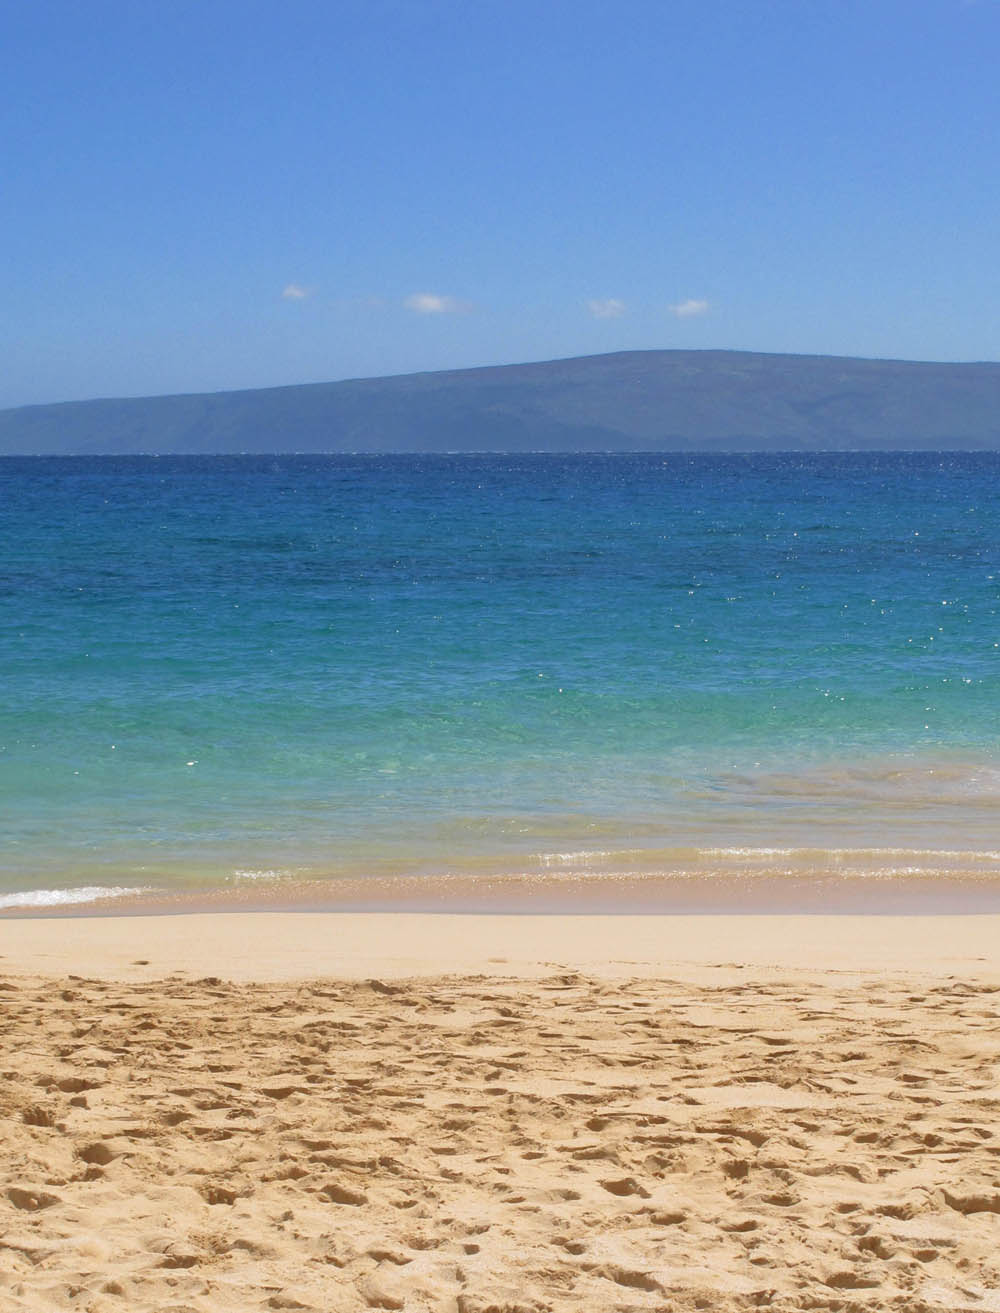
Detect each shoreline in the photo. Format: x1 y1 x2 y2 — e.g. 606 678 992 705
6 857 1000 919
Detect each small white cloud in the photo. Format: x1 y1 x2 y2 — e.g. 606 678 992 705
587 297 626 319
282 283 311 300
669 298 709 318
404 292 466 314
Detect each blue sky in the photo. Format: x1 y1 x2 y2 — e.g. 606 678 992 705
3 0 998 406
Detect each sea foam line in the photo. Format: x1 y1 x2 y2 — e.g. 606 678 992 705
0 885 152 911
699 847 1000 861
230 869 296 883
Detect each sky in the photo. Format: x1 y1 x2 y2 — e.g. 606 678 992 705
3 0 998 408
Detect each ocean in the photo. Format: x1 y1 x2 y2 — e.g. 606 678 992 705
3 452 1000 914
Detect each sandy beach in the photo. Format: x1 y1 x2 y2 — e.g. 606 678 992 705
2 913 1000 1312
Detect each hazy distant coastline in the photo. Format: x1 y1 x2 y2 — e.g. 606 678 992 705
3 348 1000 455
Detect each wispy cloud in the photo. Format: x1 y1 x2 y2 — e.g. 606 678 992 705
281 283 311 301
669 298 709 318
404 292 467 314
587 298 626 319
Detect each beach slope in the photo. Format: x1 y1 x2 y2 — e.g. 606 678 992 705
1 913 999 1312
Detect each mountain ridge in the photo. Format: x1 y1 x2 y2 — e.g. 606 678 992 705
3 348 1000 453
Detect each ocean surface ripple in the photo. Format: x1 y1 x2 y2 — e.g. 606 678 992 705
2 452 999 912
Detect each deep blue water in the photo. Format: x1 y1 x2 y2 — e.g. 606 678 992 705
3 453 1000 911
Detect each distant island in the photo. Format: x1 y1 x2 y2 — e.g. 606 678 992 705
3 349 1000 454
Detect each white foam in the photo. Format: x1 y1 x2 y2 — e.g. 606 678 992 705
537 849 627 866
700 846 1000 862
0 885 152 911
701 847 798 858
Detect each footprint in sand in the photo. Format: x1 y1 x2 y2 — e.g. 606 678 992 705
599 1176 651 1198
7 1186 62 1211
76 1143 115 1166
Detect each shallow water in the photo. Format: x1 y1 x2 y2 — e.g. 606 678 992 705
3 452 1000 912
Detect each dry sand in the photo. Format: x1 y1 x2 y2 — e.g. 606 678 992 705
1 913 1000 1312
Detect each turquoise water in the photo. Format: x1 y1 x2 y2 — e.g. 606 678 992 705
3 453 1000 912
